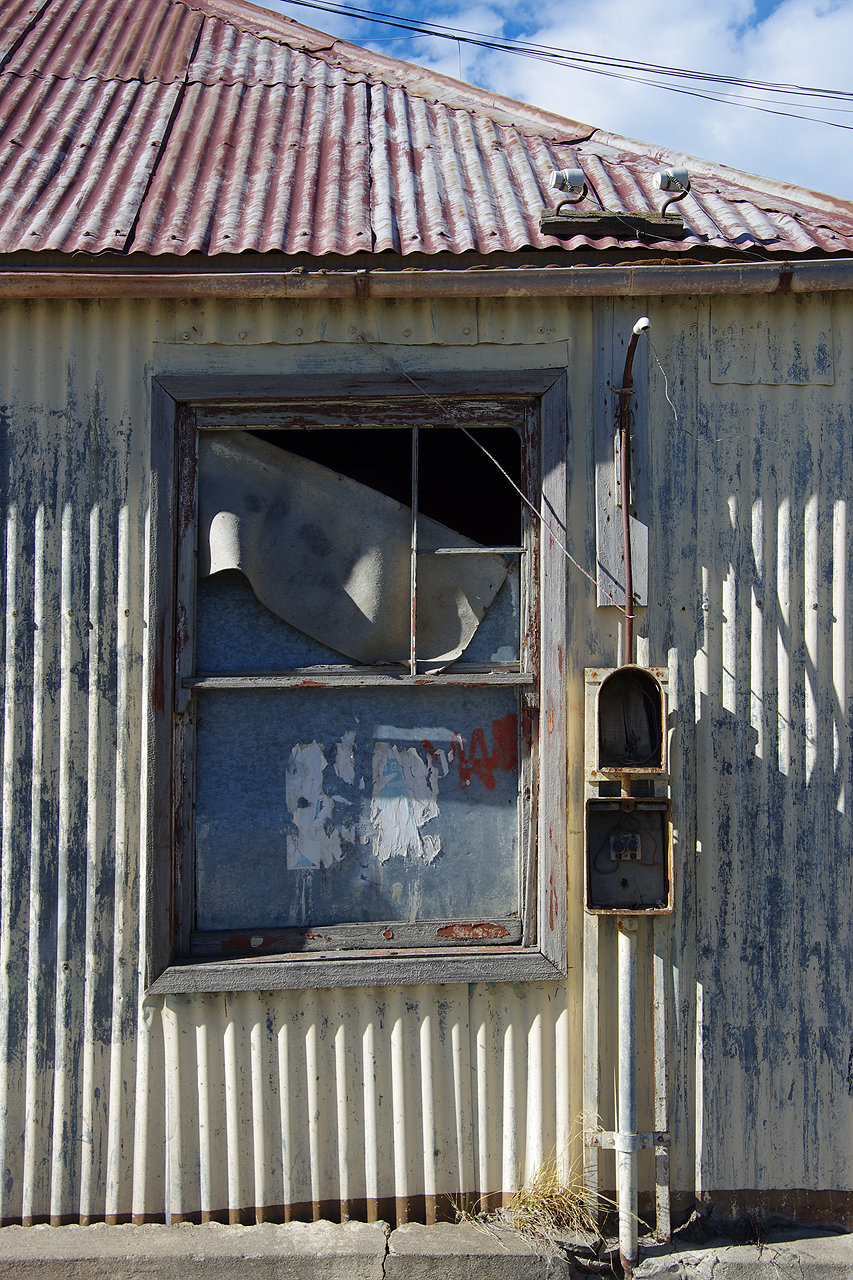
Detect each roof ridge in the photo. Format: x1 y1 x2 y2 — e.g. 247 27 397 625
176 0 596 140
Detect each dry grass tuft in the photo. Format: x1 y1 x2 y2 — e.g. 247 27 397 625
492 1157 607 1256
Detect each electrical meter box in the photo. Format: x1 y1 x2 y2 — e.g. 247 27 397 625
584 667 672 915
585 665 668 780
585 797 673 914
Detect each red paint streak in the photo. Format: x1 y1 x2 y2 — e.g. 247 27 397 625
436 922 509 939
557 644 563 676
297 679 325 687
423 713 518 791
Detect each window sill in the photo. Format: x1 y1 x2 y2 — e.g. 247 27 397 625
147 946 568 993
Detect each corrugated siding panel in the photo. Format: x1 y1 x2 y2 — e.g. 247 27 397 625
0 74 181 254
1 0 853 258
130 79 371 256
689 339 853 1195
189 19 364 88
0 0 44 62
641 295 853 1198
0 294 851 1226
0 299 158 1223
170 295 480 345
5 0 201 82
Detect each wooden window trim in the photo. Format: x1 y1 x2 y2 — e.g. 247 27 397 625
146 370 568 993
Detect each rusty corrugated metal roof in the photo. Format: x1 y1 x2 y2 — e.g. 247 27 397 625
1 0 852 259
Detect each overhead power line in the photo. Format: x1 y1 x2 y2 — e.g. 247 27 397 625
280 0 853 131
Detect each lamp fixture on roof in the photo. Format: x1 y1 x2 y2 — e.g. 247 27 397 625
549 167 588 212
653 167 690 215
541 164 688 240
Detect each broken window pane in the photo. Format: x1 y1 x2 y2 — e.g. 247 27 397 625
198 431 512 668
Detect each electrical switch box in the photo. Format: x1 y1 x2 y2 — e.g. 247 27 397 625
585 798 672 914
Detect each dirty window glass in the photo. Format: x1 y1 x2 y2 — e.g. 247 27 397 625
187 424 531 956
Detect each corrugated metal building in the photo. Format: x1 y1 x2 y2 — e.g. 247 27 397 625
0 0 852 1237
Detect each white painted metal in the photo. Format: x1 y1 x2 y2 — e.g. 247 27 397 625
0 292 850 1230
617 917 639 1275
653 919 671 1241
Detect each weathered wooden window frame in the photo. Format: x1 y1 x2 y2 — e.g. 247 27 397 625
146 370 568 993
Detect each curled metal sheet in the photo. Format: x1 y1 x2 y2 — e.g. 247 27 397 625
198 432 507 667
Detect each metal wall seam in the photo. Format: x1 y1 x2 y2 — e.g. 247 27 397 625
22 500 47 1225
79 499 104 1224
0 498 18 1224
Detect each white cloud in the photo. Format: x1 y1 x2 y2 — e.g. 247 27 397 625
270 0 853 197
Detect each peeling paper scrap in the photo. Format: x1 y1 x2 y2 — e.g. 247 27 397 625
198 431 507 668
370 743 441 864
285 741 344 870
334 730 356 785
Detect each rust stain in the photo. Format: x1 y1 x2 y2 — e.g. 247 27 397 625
557 643 562 676
549 873 558 932
220 935 253 953
521 705 536 747
436 922 509 939
221 933 291 952
775 263 793 294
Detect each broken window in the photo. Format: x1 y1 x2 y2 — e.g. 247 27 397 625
150 374 567 990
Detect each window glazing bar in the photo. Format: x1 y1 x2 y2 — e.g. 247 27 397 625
183 671 534 689
420 546 526 555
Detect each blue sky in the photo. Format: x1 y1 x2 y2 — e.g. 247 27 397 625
265 0 853 198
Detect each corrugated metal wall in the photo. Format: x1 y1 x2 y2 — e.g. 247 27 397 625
0 290 850 1225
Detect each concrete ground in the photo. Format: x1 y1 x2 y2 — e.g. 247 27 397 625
0 1219 850 1279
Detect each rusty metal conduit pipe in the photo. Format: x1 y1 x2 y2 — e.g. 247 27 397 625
613 317 650 1277
616 317 650 664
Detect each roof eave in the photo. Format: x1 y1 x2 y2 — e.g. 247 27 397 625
2 256 853 300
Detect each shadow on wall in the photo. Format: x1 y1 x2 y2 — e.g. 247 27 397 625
679 421 853 1226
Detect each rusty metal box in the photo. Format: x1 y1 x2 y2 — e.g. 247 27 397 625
585 666 668 781
585 797 672 914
